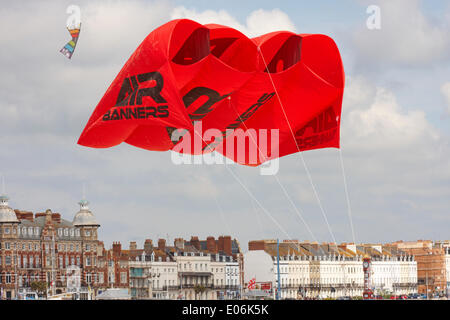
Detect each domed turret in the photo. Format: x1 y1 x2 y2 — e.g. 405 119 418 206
0 194 19 223
73 199 99 227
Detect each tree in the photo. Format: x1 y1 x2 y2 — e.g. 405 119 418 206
30 281 47 299
194 285 206 300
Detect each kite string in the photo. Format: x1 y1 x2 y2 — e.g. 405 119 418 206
338 148 356 244
258 49 338 248
250 197 265 239
213 191 233 237
227 98 323 246
190 129 301 253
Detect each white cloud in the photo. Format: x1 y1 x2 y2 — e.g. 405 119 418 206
343 77 439 151
441 82 450 114
352 0 450 66
171 7 296 37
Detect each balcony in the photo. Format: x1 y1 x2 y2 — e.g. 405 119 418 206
179 284 214 289
162 285 182 290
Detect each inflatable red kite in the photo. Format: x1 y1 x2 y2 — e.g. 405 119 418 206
78 19 345 166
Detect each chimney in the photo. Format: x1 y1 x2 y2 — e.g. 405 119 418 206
112 242 122 256
52 213 61 223
129 241 137 250
190 236 200 250
218 236 225 252
174 238 184 250
207 236 217 253
144 239 153 253
15 210 34 222
223 236 232 256
158 238 166 251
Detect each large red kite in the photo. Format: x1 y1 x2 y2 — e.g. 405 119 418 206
78 19 344 166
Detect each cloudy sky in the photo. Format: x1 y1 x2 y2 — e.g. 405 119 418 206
0 0 449 250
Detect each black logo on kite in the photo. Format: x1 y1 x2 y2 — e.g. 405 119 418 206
201 92 275 151
295 106 338 149
103 72 169 121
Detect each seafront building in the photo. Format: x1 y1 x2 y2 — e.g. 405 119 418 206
245 240 417 299
128 236 243 300
0 194 101 299
393 240 448 296
3 192 450 299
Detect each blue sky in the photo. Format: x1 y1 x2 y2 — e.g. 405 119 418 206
0 0 449 250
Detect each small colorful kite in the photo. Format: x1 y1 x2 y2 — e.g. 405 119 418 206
60 24 81 59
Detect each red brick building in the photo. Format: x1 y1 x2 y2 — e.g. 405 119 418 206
96 241 130 291
0 194 101 299
393 240 447 296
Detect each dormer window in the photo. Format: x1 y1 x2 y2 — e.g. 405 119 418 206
75 229 80 237
34 227 39 235
85 230 91 236
70 229 74 237
28 227 33 235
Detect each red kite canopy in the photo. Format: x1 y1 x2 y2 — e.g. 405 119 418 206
78 19 344 165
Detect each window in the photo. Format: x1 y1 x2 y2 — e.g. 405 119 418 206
120 272 127 284
86 257 91 266
76 256 80 266
64 229 68 236
70 244 74 252
75 229 80 237
4 227 10 234
5 242 10 250
86 244 90 251
34 227 39 235
98 273 104 284
22 227 27 235
65 256 69 267
58 229 62 236
85 230 91 237
6 273 11 284
86 273 92 283
30 256 34 268
70 229 74 237
5 256 11 265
